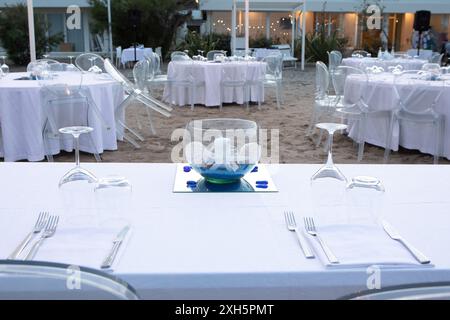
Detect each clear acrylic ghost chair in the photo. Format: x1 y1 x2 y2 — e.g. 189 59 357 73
421 63 442 75
262 54 283 109
133 59 158 135
329 66 374 162
155 46 163 62
170 51 190 61
146 52 168 90
384 70 446 164
307 61 343 138
430 52 444 65
220 62 249 111
39 65 105 162
207 50 226 61
352 50 370 58
75 53 106 73
167 56 205 111
0 260 139 300
341 282 450 300
104 58 172 148
328 50 343 71
115 46 124 68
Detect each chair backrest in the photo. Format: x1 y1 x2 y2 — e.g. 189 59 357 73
342 282 450 300
150 52 162 76
328 50 342 70
133 59 149 91
104 58 135 93
171 51 190 61
331 65 369 111
0 260 139 300
116 46 122 58
263 54 283 80
207 50 226 61
352 50 370 58
430 53 444 65
315 61 330 99
155 47 162 58
394 70 446 117
422 63 442 74
75 53 106 73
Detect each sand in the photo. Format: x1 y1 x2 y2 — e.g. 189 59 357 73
10 65 449 165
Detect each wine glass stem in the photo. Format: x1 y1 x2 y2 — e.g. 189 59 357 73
326 131 335 167
74 135 80 167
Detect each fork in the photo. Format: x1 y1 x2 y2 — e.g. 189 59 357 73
8 212 49 260
284 212 314 259
304 217 339 264
24 216 59 261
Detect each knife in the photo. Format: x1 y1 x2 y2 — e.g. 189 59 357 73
382 220 430 264
101 225 131 269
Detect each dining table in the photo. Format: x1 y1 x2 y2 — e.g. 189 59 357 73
0 162 449 299
344 73 450 160
0 72 124 162
121 47 153 65
342 57 428 71
163 60 266 107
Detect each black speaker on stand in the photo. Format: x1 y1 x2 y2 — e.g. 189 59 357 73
128 9 142 63
413 10 431 56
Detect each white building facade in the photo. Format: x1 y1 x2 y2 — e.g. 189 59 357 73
199 0 450 52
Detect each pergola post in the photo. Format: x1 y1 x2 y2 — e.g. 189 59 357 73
291 11 295 57
27 0 36 62
245 0 249 54
231 0 237 54
301 1 307 70
107 0 113 61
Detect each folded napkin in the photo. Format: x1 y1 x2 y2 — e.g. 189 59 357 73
33 223 131 270
305 224 433 269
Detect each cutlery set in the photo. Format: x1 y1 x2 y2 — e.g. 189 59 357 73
8 212 59 261
7 212 130 269
284 211 431 265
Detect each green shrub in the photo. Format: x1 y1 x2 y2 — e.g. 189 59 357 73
175 31 231 56
0 4 63 65
296 24 348 64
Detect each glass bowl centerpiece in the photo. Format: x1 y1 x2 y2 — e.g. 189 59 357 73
184 119 260 184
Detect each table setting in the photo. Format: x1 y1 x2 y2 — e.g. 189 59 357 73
0 116 448 299
0 68 124 162
343 70 450 159
342 56 428 72
163 59 266 107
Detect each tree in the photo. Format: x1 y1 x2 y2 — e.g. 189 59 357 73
0 4 63 65
89 0 197 57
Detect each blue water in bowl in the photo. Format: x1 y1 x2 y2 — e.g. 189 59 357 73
191 164 256 184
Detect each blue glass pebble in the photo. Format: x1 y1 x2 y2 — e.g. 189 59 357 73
256 184 269 189
186 180 197 186
183 166 192 173
251 166 259 173
256 181 268 185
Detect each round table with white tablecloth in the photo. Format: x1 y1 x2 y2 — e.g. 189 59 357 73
342 57 428 71
163 60 266 107
344 73 450 159
0 72 124 162
121 47 153 65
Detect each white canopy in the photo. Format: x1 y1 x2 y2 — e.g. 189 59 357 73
232 0 307 70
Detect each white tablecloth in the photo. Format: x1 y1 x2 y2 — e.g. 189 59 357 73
0 163 449 299
121 48 153 65
342 57 428 71
344 73 450 159
0 72 124 162
163 61 266 107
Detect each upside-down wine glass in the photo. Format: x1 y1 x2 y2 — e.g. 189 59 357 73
311 123 348 183
1 56 9 75
58 126 98 188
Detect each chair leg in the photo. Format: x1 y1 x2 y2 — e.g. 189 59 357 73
275 85 281 110
191 85 195 111
145 107 156 135
357 117 366 162
384 113 396 163
118 119 144 141
87 132 102 162
245 85 250 112
307 106 320 137
316 129 324 148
